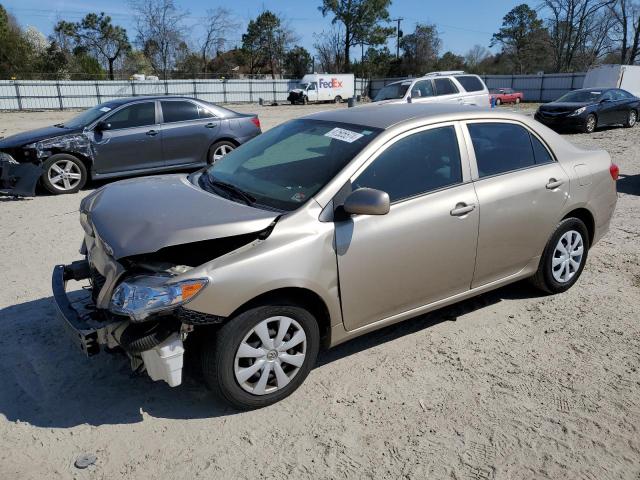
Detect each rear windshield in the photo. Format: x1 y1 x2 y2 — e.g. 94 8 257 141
205 119 382 211
455 75 485 92
374 82 411 101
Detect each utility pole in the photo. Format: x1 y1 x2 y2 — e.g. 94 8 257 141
392 18 404 59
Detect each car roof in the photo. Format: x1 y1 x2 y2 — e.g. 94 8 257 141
305 103 516 130
102 96 211 106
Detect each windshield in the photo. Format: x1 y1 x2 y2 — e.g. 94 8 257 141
556 90 603 103
63 102 117 129
205 119 381 211
299 83 309 90
374 82 411 101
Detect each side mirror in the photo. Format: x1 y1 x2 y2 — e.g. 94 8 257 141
95 121 111 131
343 188 390 216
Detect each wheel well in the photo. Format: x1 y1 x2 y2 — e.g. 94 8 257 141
208 137 239 154
47 151 92 171
563 208 595 245
230 288 332 349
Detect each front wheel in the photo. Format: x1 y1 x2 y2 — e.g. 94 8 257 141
583 114 597 133
41 154 87 194
495 98 501 106
515 97 521 104
624 109 637 128
530 217 589 294
201 305 320 409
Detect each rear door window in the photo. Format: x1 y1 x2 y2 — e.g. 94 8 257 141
434 78 459 96
105 102 156 129
468 123 538 177
161 101 203 123
455 76 485 92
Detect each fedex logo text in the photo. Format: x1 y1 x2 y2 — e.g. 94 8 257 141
319 78 343 89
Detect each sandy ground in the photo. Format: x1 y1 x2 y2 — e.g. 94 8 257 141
0 102 639 480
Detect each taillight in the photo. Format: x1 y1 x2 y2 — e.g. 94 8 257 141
609 163 619 181
251 116 261 129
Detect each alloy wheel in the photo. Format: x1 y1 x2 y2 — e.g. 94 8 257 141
211 144 234 163
586 115 596 133
629 110 637 127
47 160 82 191
551 230 584 283
234 316 307 395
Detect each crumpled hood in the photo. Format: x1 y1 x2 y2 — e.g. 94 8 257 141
81 174 279 259
0 125 83 149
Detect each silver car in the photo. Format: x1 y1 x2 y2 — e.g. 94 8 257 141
53 103 618 409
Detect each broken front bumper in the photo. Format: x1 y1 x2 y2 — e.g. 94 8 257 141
52 261 120 356
0 153 42 197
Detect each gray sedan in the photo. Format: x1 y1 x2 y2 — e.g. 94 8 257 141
0 96 261 195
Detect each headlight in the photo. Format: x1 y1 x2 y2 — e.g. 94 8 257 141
110 275 209 322
569 106 587 116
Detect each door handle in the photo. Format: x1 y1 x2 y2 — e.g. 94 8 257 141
146 129 158 136
205 123 217 128
546 178 564 189
450 203 476 216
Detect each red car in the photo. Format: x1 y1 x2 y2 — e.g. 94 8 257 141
490 88 524 105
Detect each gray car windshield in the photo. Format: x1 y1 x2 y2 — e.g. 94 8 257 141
205 119 381 211
63 103 118 128
374 83 411 101
556 90 603 103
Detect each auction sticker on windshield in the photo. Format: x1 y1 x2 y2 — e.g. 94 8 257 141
325 127 364 143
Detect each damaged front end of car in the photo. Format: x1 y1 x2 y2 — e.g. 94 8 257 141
1 132 94 197
0 151 43 197
53 175 280 387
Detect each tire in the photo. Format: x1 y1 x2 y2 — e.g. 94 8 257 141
208 140 236 165
583 114 597 133
530 217 590 294
515 97 521 104
334 95 342 104
302 96 308 105
495 98 501 106
624 109 637 128
201 305 320 409
41 153 87 194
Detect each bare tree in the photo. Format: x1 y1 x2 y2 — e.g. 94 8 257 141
130 0 187 78
199 8 238 74
542 0 616 71
464 45 491 71
314 27 345 73
611 0 640 64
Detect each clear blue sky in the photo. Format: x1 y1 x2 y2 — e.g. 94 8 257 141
3 0 530 58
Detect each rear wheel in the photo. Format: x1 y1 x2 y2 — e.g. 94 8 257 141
495 98 501 106
201 305 320 409
41 154 87 194
208 140 236 165
515 97 521 104
334 95 342 104
530 217 589 294
584 114 597 133
624 109 637 128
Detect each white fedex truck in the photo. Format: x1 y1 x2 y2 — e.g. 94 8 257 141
287 74 355 104
583 65 640 97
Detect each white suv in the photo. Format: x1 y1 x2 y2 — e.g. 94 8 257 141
372 71 490 107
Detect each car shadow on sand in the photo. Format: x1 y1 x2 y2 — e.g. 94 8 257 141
617 173 640 196
0 281 544 428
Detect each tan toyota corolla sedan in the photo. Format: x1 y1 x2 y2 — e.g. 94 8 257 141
53 103 618 409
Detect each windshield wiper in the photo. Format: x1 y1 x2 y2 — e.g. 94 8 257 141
206 175 256 205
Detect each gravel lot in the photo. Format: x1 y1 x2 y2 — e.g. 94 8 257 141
1 102 639 480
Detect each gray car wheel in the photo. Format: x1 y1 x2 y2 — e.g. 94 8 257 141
201 304 320 409
584 114 597 133
208 141 236 165
41 154 87 194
